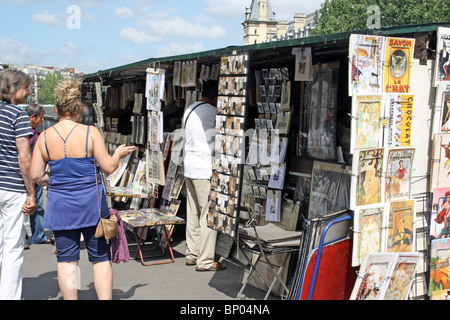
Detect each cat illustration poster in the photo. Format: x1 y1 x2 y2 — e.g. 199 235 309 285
351 93 385 153
385 94 414 147
349 34 385 96
433 27 450 87
387 200 415 253
351 147 384 209
383 37 415 94
385 148 415 202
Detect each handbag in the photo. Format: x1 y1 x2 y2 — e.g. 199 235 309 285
93 156 118 241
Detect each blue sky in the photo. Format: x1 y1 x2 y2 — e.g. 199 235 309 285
0 0 325 74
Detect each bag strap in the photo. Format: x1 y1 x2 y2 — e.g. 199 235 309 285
182 102 208 129
91 131 102 219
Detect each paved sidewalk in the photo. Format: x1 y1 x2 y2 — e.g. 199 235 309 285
21 230 271 300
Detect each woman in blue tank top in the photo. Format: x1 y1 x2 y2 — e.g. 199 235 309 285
30 80 135 300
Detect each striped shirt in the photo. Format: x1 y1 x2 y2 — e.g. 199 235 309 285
0 101 32 193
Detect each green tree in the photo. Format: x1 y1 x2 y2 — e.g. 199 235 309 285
37 73 64 105
312 0 450 36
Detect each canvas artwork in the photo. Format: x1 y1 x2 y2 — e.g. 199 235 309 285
350 253 397 300
385 94 414 147
429 238 450 297
351 148 384 209
350 93 385 153
383 37 415 94
349 34 385 95
433 27 450 87
309 161 351 219
384 253 421 300
436 84 450 133
430 187 450 239
430 133 450 190
387 200 416 253
384 147 415 202
352 204 387 267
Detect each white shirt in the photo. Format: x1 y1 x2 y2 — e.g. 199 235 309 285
183 101 217 179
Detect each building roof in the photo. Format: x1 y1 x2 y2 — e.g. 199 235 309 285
247 0 277 22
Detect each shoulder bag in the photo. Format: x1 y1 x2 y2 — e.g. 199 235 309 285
92 140 118 241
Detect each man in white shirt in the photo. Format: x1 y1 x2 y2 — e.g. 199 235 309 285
183 80 225 271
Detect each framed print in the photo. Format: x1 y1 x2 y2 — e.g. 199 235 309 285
350 253 397 300
350 93 385 153
384 253 421 300
383 37 415 93
386 200 416 253
435 84 450 133
430 133 450 190
433 27 450 87
384 147 415 202
430 187 450 239
351 148 385 209
309 161 351 219
385 94 414 147
352 204 387 267
349 34 385 95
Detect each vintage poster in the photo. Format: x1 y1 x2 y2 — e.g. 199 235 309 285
433 27 450 87
385 94 414 147
384 147 415 202
384 253 421 300
429 238 450 297
430 133 450 190
352 204 387 267
436 84 450 133
383 37 415 94
350 93 385 153
350 253 397 300
387 200 415 253
430 187 450 239
349 34 385 95
351 148 384 209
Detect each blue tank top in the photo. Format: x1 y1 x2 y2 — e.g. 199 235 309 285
43 125 109 231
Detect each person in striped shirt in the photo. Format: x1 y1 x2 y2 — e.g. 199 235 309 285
0 69 37 300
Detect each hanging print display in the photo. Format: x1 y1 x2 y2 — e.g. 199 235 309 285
351 147 384 209
385 94 414 147
348 34 385 95
433 27 450 87
384 147 415 202
350 93 385 153
383 37 415 94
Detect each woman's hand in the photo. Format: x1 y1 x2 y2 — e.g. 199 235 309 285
114 144 136 159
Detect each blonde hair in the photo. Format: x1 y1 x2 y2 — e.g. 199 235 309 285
54 80 82 116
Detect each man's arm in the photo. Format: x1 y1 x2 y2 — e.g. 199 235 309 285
16 136 37 215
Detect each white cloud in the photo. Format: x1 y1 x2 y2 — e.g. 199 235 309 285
31 10 66 27
0 39 43 66
119 27 159 44
137 16 227 39
157 42 206 58
115 7 134 19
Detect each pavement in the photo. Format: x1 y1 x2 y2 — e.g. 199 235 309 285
21 228 272 301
